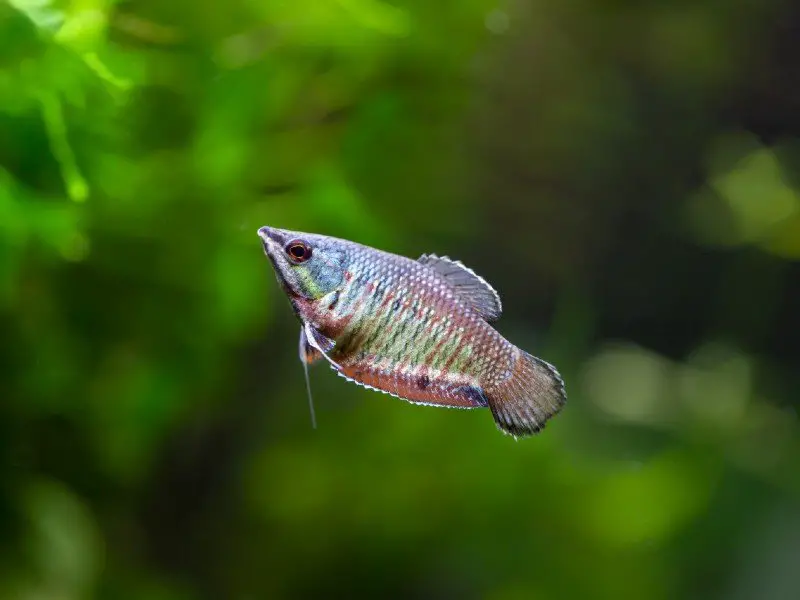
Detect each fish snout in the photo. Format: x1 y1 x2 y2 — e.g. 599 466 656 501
257 226 287 253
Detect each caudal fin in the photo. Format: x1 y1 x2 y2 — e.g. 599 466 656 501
486 350 566 437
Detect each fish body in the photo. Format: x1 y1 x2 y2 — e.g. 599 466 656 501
258 226 566 437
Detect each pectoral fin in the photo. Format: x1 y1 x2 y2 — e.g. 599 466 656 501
304 322 335 353
299 326 323 365
301 322 342 371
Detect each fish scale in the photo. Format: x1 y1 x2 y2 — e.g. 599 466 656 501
258 226 567 437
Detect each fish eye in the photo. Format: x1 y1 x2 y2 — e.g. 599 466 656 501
285 240 312 263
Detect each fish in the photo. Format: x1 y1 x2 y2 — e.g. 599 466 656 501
257 226 566 437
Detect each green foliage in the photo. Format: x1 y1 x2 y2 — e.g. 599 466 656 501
1 0 799 599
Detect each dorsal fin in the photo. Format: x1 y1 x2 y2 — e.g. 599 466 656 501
418 254 503 322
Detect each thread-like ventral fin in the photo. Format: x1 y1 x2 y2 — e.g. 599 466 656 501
485 350 566 437
418 254 503 322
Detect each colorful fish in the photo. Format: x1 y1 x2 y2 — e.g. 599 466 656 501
258 226 566 437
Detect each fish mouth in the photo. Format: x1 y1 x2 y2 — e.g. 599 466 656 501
257 226 297 296
257 226 287 255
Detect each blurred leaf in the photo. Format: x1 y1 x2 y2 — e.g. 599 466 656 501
14 479 102 600
688 136 800 258
582 451 715 547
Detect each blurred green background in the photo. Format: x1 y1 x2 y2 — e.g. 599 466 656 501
2 0 799 598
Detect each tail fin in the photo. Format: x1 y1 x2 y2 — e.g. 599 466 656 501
486 350 566 437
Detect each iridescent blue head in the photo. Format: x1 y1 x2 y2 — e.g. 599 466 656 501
257 226 348 300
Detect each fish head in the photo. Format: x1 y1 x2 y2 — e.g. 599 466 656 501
257 226 347 300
